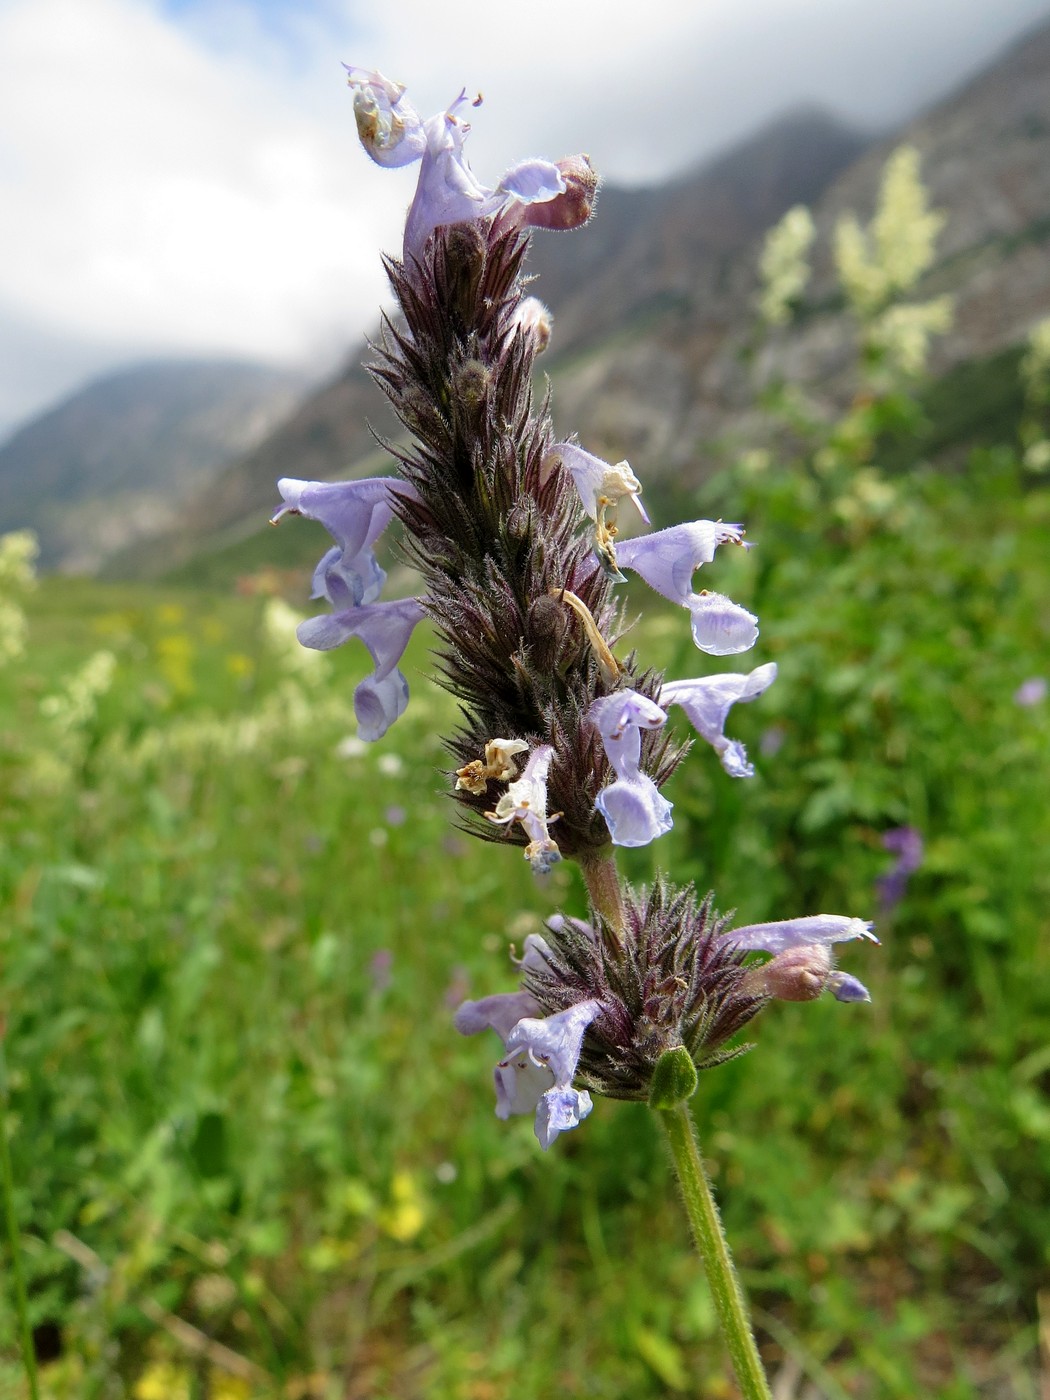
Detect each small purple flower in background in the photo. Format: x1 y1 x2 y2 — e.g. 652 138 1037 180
1014 676 1047 707
760 723 787 757
369 948 393 992
662 663 778 778
590 690 674 848
876 825 924 913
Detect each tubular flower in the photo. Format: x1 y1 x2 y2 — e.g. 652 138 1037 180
590 691 673 848
297 597 425 741
612 523 757 655
274 476 426 740
486 744 562 874
662 663 778 777
493 1000 603 1149
725 915 878 1004
272 476 413 609
344 68 592 262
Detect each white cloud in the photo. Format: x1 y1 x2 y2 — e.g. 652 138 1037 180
0 0 399 366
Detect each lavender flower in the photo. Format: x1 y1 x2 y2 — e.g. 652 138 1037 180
606 521 759 654
875 825 924 912
273 477 409 607
726 915 877 1003
724 915 879 952
495 1000 602 1149
590 691 674 848
662 663 778 777
344 68 595 262
1014 676 1047 707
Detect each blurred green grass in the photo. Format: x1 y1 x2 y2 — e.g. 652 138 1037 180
0 439 1048 1398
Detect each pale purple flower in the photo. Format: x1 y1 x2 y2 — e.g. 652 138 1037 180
724 915 878 954
590 691 673 847
876 825 924 912
1014 676 1047 707
662 663 778 777
297 596 425 668
345 70 572 262
273 476 411 608
495 1000 602 1149
486 744 562 873
273 477 403 564
294 595 423 741
553 443 649 525
615 520 748 604
609 522 757 653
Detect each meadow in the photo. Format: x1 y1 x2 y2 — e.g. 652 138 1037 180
0 422 1047 1398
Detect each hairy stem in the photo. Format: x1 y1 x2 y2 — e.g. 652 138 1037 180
658 1101 772 1400
579 851 626 950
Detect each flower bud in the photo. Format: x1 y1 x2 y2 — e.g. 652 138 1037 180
523 155 598 231
453 359 491 410
648 1045 698 1109
527 593 574 672
509 296 553 354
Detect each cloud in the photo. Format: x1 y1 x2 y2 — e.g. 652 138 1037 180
0 0 399 365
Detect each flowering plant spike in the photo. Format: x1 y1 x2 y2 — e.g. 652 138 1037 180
275 66 877 1398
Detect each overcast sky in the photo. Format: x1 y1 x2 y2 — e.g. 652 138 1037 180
2 0 1049 438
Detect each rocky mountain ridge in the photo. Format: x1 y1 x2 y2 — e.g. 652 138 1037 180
0 359 308 572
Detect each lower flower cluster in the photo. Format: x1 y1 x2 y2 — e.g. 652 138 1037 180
455 886 878 1149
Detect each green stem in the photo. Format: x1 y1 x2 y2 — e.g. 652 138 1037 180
579 851 626 951
0 1037 40 1400
658 1101 772 1400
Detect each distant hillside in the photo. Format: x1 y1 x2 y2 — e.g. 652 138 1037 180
110 108 869 580
106 17 1050 586
0 359 308 572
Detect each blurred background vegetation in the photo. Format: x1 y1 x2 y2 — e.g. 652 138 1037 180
1 143 1049 1400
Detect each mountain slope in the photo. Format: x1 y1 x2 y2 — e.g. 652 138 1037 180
0 359 307 572
112 108 868 579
